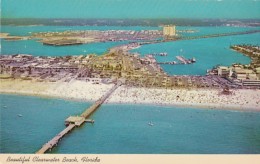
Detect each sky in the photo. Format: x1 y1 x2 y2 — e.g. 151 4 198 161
1 0 260 19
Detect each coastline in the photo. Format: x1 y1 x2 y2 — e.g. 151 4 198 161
1 78 259 111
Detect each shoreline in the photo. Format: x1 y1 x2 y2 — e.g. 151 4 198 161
1 89 259 112
0 79 259 112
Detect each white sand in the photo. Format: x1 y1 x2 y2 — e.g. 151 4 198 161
1 79 259 111
107 86 260 111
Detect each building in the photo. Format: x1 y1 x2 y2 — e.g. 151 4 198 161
242 80 260 87
65 116 85 126
163 25 176 37
232 67 258 80
217 66 231 77
255 67 260 74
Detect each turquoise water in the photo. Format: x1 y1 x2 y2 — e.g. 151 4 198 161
0 39 127 56
1 94 260 154
0 94 91 153
1 26 260 75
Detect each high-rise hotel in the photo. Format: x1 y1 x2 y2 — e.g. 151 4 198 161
163 25 176 36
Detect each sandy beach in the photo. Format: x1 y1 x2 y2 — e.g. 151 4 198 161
0 79 259 111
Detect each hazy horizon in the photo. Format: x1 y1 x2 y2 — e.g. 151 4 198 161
2 0 260 19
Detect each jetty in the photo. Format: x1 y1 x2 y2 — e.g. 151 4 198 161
35 81 122 154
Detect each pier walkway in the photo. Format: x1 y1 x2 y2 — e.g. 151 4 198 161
36 81 122 154
81 82 121 118
36 124 75 154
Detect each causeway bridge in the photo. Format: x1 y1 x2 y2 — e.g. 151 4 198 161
139 29 260 45
36 81 122 154
180 29 260 41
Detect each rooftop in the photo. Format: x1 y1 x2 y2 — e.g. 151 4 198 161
65 116 85 123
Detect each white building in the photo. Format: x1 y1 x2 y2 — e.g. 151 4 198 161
163 25 176 37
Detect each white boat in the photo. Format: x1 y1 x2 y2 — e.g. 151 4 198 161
148 122 154 126
191 57 196 63
18 114 23 117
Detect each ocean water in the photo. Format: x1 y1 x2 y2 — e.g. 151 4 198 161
0 94 91 153
0 94 260 154
1 26 260 75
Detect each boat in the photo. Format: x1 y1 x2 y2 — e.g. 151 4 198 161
191 57 196 63
168 61 177 65
18 114 23 117
148 122 154 126
159 52 167 56
3 105 7 108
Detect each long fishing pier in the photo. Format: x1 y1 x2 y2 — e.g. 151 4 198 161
36 81 122 154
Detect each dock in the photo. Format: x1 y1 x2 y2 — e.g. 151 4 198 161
176 56 190 64
35 81 122 154
157 56 195 65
